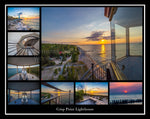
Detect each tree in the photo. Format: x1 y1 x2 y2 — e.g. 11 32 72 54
71 52 78 62
58 75 65 80
51 76 54 80
66 66 78 80
67 70 72 80
58 67 61 71
63 65 66 74
48 60 55 66
76 90 84 102
62 55 66 61
54 68 58 75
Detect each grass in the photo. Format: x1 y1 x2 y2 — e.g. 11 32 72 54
41 92 51 98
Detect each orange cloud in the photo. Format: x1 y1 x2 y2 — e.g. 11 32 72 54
110 82 142 89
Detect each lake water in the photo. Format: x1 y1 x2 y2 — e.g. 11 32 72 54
78 43 142 65
22 19 39 30
48 93 74 105
110 94 142 104
8 68 22 78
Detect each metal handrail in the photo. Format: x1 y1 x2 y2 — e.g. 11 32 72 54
80 63 108 80
110 62 128 80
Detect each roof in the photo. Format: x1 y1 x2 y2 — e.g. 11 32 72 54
104 7 117 21
105 7 142 27
8 57 39 66
8 82 40 91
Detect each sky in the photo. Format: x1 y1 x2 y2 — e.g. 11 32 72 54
8 64 39 68
8 7 39 19
41 82 74 93
110 82 142 95
10 89 40 94
76 82 108 95
42 7 110 45
42 7 143 45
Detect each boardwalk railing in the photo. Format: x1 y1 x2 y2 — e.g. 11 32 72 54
80 63 106 80
80 62 111 80
41 93 72 105
41 95 63 105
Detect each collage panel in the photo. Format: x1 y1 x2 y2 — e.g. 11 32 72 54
75 82 108 105
41 7 110 81
8 32 40 56
109 7 143 81
41 82 74 105
41 44 83 80
8 7 40 31
5 5 145 115
109 82 143 105
8 57 40 80
8 82 40 105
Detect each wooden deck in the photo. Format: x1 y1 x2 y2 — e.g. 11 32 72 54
76 96 108 105
8 98 39 105
8 73 39 80
117 56 142 80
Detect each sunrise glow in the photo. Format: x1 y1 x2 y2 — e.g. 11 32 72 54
41 82 74 94
8 7 40 19
76 82 108 96
110 82 142 95
124 90 128 94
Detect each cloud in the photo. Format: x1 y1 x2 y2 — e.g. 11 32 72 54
85 31 110 41
103 36 111 40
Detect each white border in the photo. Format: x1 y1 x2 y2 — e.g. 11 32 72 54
5 4 146 115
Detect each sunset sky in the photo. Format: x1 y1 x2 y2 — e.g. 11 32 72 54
8 7 39 19
42 7 111 45
76 82 108 95
110 82 142 95
10 89 40 94
42 7 142 45
41 82 74 94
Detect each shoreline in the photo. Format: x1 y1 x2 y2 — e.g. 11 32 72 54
8 19 32 30
77 46 97 68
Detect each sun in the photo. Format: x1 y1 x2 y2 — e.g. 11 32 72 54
99 39 105 44
90 90 94 94
123 90 128 94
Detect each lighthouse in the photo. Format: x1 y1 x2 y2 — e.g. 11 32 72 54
18 12 22 20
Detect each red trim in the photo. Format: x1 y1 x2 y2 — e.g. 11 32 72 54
104 7 111 18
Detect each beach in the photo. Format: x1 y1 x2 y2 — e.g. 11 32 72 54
8 19 32 30
8 18 39 30
78 46 107 80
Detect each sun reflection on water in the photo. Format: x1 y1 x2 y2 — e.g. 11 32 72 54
100 44 106 61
